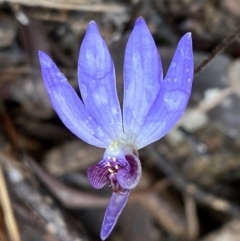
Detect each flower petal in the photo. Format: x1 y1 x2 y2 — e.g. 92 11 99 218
135 33 194 149
87 159 109 189
100 191 130 240
123 17 162 144
117 154 142 189
78 21 123 141
38 51 110 148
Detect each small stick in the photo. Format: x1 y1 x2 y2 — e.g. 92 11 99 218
184 192 199 240
0 165 21 241
194 27 240 77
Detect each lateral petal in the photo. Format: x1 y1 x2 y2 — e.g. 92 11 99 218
123 17 163 144
38 51 110 148
135 33 194 149
87 159 109 189
100 191 130 240
117 154 142 189
78 21 123 141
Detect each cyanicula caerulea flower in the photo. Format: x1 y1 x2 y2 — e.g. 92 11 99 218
38 17 193 240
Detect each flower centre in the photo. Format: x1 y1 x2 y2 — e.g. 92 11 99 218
87 153 142 194
106 158 127 194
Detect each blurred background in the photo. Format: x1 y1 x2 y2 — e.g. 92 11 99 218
1 0 240 240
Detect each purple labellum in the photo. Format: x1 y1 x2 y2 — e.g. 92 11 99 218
87 153 141 194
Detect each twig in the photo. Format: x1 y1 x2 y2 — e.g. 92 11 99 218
0 165 21 241
0 206 8 241
184 192 199 240
194 27 240 77
6 0 127 13
0 103 18 154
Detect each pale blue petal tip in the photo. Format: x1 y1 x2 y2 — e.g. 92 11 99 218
38 50 50 61
135 16 146 25
38 50 55 70
181 32 192 46
86 20 99 33
38 50 48 63
133 16 149 31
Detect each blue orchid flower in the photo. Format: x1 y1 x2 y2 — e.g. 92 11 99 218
38 17 193 240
